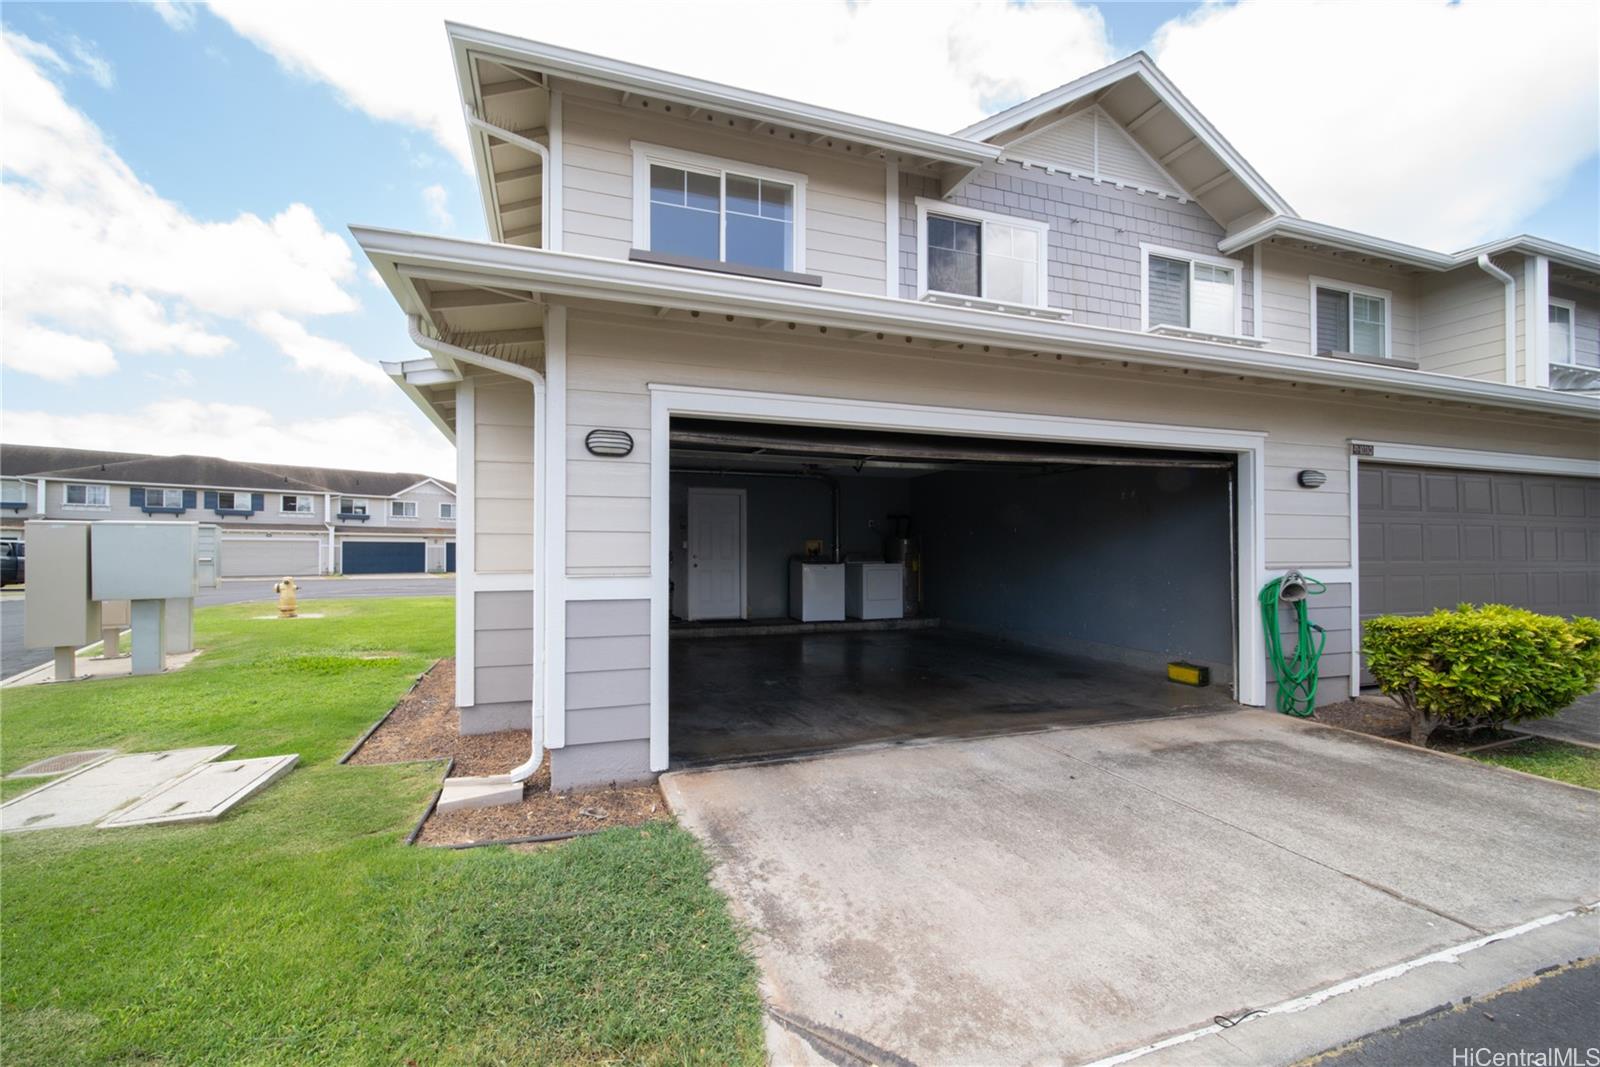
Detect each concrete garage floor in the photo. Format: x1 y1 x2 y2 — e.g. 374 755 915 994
661 711 1600 1067
670 628 1236 765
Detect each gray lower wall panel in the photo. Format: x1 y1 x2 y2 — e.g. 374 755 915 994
567 704 651 746
476 664 533 705
561 597 653 781
476 628 532 666
550 738 652 790
461 699 529 735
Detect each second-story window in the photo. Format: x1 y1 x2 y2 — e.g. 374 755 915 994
216 491 246 510
281 495 312 514
1142 246 1240 336
1313 280 1390 359
2 482 28 504
340 498 368 516
634 144 804 273
439 502 456 520
145 488 183 509
390 500 418 519
64 484 109 508
917 199 1048 307
1549 300 1579 365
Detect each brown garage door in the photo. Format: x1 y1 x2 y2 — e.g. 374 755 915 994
1358 463 1599 622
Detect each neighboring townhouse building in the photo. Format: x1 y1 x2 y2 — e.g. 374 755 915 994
0 445 456 576
357 25 1599 791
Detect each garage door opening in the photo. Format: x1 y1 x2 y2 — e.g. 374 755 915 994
668 417 1242 765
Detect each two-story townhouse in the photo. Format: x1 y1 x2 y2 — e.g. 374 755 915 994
0 445 457 576
357 25 1599 792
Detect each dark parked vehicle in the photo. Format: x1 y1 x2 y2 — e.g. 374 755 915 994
1 541 24 587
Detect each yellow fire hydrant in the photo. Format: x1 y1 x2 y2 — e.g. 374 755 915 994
273 576 299 619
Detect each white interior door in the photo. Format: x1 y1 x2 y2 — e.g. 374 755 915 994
687 488 745 620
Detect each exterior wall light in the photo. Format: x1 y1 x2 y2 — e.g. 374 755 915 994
1297 469 1327 489
585 429 634 457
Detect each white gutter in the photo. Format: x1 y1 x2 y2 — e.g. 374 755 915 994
407 314 549 782
1476 254 1518 385
35 478 45 516
464 111 551 249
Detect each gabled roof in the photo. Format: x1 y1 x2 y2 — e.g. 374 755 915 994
3 447 454 498
956 52 1295 231
0 443 146 478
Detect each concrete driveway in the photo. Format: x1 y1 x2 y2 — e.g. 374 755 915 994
661 710 1599 1066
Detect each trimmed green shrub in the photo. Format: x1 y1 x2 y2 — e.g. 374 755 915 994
1363 604 1600 746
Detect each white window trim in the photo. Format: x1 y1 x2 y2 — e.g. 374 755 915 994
1548 297 1578 366
339 497 370 515
61 483 111 510
144 487 184 509
439 502 456 520
279 494 314 515
1 480 28 504
389 500 419 520
214 490 255 511
1308 276 1394 360
630 141 808 272
1140 243 1245 335
915 197 1050 309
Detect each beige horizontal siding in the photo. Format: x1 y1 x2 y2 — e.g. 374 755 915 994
561 96 887 293
1417 267 1507 381
474 385 535 573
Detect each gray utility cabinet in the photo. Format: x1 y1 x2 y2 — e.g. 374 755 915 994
23 520 101 651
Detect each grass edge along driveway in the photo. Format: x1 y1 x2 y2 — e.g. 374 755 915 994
0 598 763 1066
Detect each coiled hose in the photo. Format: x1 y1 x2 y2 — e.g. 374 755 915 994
1259 573 1326 717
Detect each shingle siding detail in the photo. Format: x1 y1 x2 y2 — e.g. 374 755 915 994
900 162 1255 335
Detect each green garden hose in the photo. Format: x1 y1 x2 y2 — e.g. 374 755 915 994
1259 572 1326 717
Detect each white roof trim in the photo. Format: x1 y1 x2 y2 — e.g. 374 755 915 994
447 23 998 168
1221 217 1600 275
352 226 1600 422
391 477 457 498
955 52 1295 219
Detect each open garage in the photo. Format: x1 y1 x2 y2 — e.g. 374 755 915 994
668 418 1244 765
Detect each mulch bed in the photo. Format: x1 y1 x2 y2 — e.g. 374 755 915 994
347 658 669 847
1314 694 1521 753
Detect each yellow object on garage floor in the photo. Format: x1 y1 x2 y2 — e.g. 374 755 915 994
1167 661 1210 687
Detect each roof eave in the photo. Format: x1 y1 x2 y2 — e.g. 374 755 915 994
354 227 1600 423
445 22 998 168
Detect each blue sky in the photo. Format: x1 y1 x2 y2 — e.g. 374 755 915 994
2 2 1595 479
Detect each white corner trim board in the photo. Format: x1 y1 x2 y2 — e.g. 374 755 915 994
648 383 1269 770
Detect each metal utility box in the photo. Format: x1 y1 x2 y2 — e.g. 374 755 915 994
846 562 905 620
91 522 199 601
23 521 100 649
196 524 220 589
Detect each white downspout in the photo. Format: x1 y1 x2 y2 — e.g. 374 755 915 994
1477 254 1517 385
464 110 551 248
408 315 548 782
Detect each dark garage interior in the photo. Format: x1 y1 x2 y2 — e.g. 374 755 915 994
668 418 1242 765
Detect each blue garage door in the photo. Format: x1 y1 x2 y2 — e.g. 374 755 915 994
343 541 426 575
445 542 456 572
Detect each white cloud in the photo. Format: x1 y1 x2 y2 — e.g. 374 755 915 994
422 182 453 229
4 400 455 480
206 1 1117 170
1151 0 1599 249
1 32 364 382
151 2 199 32
251 311 391 388
66 36 113 88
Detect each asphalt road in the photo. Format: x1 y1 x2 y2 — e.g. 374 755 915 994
0 577 453 678
1311 957 1600 1066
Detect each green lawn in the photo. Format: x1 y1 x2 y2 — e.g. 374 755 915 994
1469 736 1600 790
1 599 763 1065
